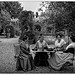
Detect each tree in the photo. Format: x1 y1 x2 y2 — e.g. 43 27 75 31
0 8 11 33
0 2 23 34
2 2 23 18
19 10 36 42
19 10 34 32
39 2 75 34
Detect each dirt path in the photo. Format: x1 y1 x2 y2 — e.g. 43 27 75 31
0 37 19 73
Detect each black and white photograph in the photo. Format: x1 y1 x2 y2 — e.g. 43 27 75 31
0 0 74 73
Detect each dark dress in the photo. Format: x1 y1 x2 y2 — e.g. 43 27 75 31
64 48 74 54
16 41 35 71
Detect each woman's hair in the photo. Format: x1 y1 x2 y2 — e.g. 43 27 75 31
56 34 62 38
70 35 75 42
40 34 43 37
23 35 28 41
39 34 43 38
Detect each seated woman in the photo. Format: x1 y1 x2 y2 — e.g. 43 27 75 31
16 36 35 72
48 34 73 70
64 35 75 55
33 34 49 66
54 34 66 51
34 34 48 51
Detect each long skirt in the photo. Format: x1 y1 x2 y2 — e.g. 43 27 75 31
16 54 35 71
48 51 73 70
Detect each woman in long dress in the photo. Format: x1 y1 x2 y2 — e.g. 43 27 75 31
16 36 35 72
48 34 73 70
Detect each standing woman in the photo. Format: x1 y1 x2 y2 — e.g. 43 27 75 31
16 36 35 72
48 34 73 70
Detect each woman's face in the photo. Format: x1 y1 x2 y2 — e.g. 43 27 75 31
57 35 61 40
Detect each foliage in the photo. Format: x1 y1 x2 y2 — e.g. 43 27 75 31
19 10 37 43
39 1 75 34
19 10 34 32
0 2 23 34
2 2 23 18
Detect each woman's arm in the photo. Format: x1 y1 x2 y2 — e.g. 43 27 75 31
66 43 73 50
32 42 39 51
20 42 30 54
43 42 49 50
20 46 29 54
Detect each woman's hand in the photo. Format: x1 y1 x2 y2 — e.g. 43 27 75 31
29 52 32 54
53 48 57 52
53 47 61 52
55 47 61 51
32 48 37 51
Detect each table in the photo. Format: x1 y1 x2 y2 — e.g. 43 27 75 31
30 45 55 66
32 50 55 66
34 51 48 66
